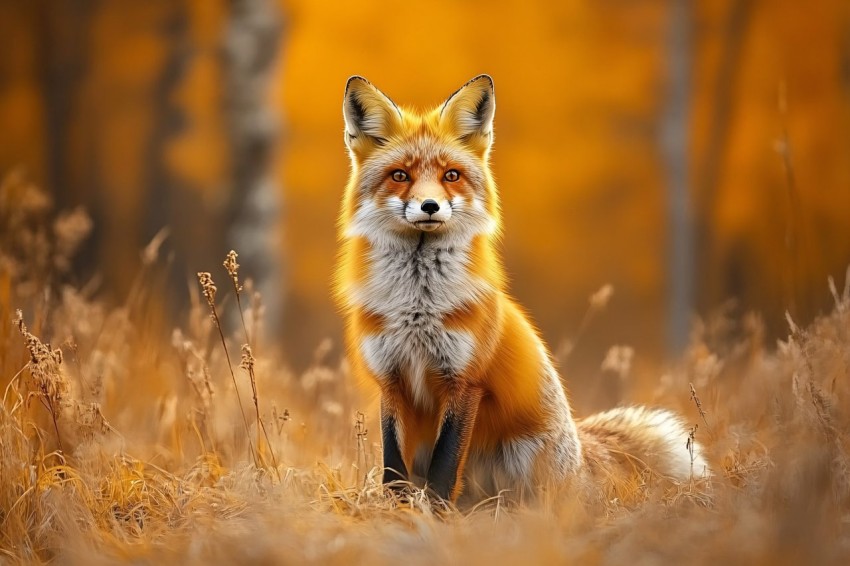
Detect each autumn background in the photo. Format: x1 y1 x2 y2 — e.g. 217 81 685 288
3 0 849 377
1 0 850 563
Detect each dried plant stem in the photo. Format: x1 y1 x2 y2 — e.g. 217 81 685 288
354 411 367 488
198 272 258 466
578 285 614 342
234 291 251 346
241 345 277 469
225 250 278 469
14 310 68 455
3 363 28 407
563 285 614 362
213 304 257 466
40 394 64 454
689 382 712 434
686 424 698 472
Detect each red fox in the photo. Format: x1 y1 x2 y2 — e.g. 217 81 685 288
334 75 708 503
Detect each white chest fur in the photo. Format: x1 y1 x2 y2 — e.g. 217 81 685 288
352 237 489 408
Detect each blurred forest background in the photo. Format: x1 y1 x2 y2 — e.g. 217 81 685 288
1 0 849 393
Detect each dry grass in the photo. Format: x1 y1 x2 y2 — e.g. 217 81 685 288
1 172 849 564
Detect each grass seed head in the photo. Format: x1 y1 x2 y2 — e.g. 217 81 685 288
224 250 242 293
14 309 69 404
239 344 255 373
197 272 218 308
589 284 614 311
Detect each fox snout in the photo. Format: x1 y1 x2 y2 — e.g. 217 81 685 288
405 180 452 231
421 199 440 214
405 197 452 231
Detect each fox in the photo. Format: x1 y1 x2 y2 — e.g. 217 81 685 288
334 74 708 503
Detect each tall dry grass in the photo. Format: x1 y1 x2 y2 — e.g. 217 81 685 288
1 171 849 564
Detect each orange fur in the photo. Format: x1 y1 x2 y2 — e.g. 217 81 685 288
334 75 707 502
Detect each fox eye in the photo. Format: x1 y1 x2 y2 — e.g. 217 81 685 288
444 169 460 182
391 170 409 182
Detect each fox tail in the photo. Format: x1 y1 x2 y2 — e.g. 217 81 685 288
577 406 709 482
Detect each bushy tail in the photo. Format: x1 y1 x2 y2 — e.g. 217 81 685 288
577 406 709 482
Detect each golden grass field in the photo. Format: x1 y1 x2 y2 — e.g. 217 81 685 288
2 172 849 565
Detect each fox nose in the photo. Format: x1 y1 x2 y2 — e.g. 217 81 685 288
421 199 440 215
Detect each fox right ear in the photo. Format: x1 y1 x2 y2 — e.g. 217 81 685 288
343 76 402 154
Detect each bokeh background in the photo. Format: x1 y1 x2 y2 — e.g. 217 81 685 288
2 0 849 399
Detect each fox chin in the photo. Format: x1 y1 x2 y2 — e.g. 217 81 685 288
333 74 709 503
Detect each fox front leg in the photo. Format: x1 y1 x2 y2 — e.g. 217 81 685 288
426 387 484 501
380 396 408 486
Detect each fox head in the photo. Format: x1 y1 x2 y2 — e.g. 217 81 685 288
340 75 500 243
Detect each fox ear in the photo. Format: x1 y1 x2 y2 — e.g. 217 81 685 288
343 76 402 153
439 75 495 148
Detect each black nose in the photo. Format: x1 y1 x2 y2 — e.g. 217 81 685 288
421 199 440 214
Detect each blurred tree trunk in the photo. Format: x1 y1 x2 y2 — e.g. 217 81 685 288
26 0 285 325
38 0 91 212
223 0 283 337
661 0 693 355
144 2 189 265
694 0 754 317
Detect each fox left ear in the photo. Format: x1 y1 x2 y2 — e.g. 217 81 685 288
439 75 495 149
